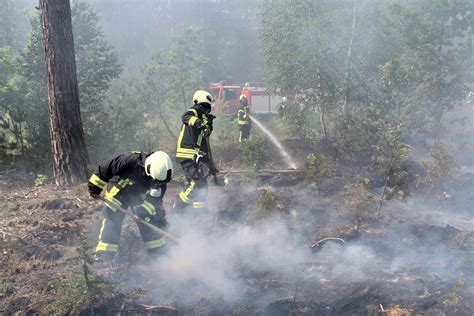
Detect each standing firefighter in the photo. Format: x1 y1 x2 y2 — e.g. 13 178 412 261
237 94 251 142
88 151 173 260
174 90 218 212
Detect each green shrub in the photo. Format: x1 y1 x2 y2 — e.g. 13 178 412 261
34 173 49 186
242 135 266 170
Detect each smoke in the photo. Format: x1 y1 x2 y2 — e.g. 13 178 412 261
144 211 312 305
131 185 471 308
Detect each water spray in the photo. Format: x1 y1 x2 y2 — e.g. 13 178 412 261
249 115 297 169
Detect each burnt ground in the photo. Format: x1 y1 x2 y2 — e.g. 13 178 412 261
1 163 474 315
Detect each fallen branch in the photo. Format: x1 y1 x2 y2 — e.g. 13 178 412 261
0 168 16 175
311 237 346 248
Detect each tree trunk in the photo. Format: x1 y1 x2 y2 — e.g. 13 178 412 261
342 0 357 119
40 0 89 187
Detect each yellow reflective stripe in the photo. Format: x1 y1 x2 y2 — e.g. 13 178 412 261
144 237 167 249
238 121 249 125
140 200 156 215
117 178 131 188
189 109 198 116
89 174 107 189
176 152 196 159
197 133 203 147
98 219 106 241
104 186 122 211
178 180 195 204
177 148 198 154
105 199 121 211
176 125 186 155
96 241 119 252
184 180 196 196
188 116 198 126
176 147 198 159
192 202 207 209
106 185 121 198
179 191 190 203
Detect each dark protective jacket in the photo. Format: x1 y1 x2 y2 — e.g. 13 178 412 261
176 105 214 162
237 100 250 125
88 152 167 212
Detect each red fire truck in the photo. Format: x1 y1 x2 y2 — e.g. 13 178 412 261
208 82 282 116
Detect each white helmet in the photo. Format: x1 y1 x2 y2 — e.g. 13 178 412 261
144 151 173 182
193 90 215 105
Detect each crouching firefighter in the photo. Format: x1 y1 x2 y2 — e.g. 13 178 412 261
237 94 251 142
87 151 173 260
174 90 218 212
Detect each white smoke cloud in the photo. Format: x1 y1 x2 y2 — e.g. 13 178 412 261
130 182 472 308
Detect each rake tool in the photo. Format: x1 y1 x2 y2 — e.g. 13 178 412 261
97 196 179 243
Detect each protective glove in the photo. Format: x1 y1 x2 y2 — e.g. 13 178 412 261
194 119 203 129
202 125 212 137
88 182 102 198
207 114 216 122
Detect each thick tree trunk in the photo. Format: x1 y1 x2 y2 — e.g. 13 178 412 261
40 0 89 187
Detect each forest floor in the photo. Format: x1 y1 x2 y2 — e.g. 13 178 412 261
1 142 474 315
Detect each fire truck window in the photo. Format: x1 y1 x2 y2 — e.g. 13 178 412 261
224 89 237 100
209 88 219 100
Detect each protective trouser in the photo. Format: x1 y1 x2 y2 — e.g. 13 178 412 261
174 160 209 211
239 125 251 142
96 184 167 256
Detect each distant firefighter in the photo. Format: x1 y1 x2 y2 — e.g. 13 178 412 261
174 90 218 212
237 94 251 142
88 151 173 261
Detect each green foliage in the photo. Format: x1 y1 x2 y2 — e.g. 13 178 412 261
34 173 49 187
422 141 459 193
0 0 29 50
380 0 472 135
258 188 278 210
213 117 241 165
304 153 335 195
0 2 122 170
144 27 207 114
0 198 19 216
241 134 266 170
71 0 123 158
259 0 473 162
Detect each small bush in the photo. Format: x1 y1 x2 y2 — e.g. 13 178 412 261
341 180 376 219
34 173 49 186
422 141 459 194
304 153 335 195
242 135 266 170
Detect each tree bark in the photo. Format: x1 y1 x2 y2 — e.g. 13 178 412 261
40 0 89 187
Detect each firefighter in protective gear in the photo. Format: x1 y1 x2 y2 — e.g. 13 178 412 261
88 151 173 260
237 94 251 142
174 90 217 212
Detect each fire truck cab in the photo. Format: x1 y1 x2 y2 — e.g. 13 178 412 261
208 82 282 116
208 83 242 116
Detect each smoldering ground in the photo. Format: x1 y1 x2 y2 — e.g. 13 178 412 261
127 185 474 309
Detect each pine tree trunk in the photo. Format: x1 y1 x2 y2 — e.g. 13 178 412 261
40 0 89 187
